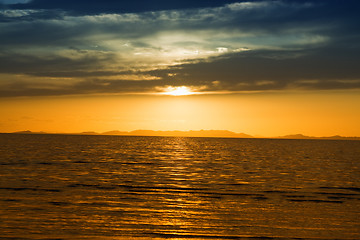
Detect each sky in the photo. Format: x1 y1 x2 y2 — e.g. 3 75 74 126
0 0 359 137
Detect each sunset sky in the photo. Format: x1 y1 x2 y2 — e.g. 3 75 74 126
1 0 359 137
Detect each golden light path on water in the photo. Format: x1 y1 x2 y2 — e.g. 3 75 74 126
0 134 360 239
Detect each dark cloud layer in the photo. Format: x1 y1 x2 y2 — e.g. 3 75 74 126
149 45 360 92
5 0 239 14
0 0 359 97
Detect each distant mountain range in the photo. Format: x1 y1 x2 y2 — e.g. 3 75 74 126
8 130 360 140
276 134 360 140
102 130 253 138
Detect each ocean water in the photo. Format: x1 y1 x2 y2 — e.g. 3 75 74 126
0 134 359 240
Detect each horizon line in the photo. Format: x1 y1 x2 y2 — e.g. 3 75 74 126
2 129 360 140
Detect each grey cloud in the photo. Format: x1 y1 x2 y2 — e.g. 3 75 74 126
0 0 31 4
6 0 239 15
0 78 170 97
147 44 360 92
1 43 360 98
0 50 118 77
0 2 332 47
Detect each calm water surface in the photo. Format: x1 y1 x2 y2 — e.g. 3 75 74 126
0 134 359 239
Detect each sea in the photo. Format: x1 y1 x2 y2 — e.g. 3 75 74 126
0 133 359 240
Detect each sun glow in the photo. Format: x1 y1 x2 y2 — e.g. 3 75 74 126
162 86 194 96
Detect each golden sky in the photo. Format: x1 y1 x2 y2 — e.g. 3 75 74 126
1 90 359 137
1 1 360 137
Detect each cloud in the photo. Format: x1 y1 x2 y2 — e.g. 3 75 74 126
0 50 119 77
0 0 31 4
146 45 360 92
1 45 360 97
6 0 240 15
0 0 359 97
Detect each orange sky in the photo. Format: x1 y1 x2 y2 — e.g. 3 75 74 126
1 90 359 137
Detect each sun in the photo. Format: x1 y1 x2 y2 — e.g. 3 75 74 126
163 86 194 96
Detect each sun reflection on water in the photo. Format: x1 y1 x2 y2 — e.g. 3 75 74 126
1 135 359 239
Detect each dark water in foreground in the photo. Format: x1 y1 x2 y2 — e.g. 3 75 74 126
0 134 359 239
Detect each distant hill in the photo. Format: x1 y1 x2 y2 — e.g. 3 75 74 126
102 129 253 138
277 134 360 140
103 130 133 135
79 131 99 135
13 130 47 134
13 130 33 134
320 136 360 140
8 130 359 140
277 134 313 139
